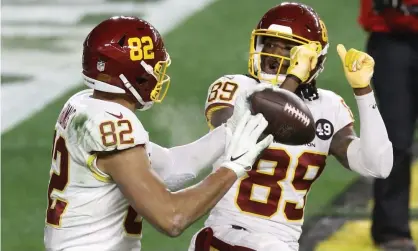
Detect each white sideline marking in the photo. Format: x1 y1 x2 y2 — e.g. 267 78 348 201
1 0 217 133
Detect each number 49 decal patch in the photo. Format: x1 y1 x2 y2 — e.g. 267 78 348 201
315 119 334 140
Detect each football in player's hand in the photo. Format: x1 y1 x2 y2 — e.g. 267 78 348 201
249 88 315 145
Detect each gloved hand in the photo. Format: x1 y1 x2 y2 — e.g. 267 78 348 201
337 44 375 89
286 42 320 83
222 111 273 177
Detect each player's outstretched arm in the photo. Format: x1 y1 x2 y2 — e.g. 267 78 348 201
151 84 276 190
149 124 228 191
99 145 235 237
329 44 393 178
100 112 273 237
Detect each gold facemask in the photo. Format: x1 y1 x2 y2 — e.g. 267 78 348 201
150 56 171 103
248 29 318 85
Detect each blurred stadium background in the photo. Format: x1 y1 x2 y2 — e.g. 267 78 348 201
1 0 417 250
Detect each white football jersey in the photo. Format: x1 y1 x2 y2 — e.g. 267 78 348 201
204 74 354 244
44 89 150 251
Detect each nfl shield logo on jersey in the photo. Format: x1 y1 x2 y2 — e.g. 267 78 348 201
97 60 106 72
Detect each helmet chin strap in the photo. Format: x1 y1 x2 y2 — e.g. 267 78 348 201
119 74 153 111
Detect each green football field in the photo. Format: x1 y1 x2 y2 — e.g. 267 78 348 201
2 0 367 250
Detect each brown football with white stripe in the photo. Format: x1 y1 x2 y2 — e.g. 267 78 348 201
249 88 315 145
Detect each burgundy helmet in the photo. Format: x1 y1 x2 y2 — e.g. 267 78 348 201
82 16 171 110
248 2 329 85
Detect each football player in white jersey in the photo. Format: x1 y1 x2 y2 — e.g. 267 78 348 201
188 2 394 251
43 16 276 251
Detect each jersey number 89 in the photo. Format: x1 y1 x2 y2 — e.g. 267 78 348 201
236 148 326 221
207 81 238 103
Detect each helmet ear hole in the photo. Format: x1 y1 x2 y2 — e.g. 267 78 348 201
136 75 153 101
136 72 154 85
136 76 148 86
136 76 148 85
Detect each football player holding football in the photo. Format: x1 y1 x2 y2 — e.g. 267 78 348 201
43 16 275 251
188 2 394 251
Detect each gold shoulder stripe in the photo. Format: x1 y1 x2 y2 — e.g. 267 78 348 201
87 154 112 183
